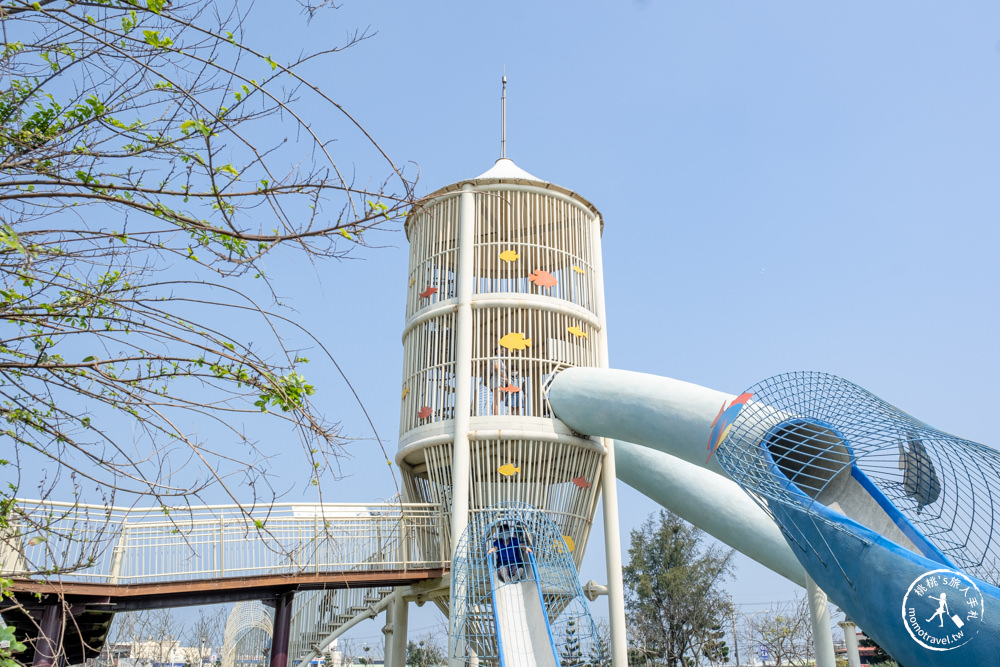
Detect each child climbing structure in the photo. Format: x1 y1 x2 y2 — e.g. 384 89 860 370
395 154 626 665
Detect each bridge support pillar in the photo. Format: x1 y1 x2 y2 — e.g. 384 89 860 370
32 602 63 667
389 593 408 667
269 592 294 667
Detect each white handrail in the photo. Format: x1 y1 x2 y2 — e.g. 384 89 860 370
2 499 448 585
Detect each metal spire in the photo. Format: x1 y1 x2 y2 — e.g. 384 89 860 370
501 72 507 159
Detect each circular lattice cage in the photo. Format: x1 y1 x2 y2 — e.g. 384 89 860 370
448 502 604 667
222 601 272 667
715 371 1000 585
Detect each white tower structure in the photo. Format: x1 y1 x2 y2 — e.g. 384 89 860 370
397 146 627 663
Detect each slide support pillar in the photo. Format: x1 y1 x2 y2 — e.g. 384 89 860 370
806 574 836 667
838 620 861 667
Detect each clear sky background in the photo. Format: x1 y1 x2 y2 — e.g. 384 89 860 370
17 0 1000 650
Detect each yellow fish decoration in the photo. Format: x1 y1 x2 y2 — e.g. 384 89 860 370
572 265 584 274
499 250 520 263
567 326 588 339
498 463 521 476
561 535 576 553
499 332 532 351
401 386 410 399
409 276 416 287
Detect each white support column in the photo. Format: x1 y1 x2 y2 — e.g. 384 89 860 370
390 593 409 667
450 183 476 555
382 602 394 667
805 573 836 667
590 215 627 667
838 620 861 667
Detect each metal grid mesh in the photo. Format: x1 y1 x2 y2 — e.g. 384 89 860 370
448 502 603 667
715 371 1000 583
401 439 603 570
222 600 272 667
471 189 597 311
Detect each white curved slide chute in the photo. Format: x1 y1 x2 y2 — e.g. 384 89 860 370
548 367 805 583
491 576 559 667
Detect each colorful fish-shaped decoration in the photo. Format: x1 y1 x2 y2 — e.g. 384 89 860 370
529 269 558 288
401 387 410 399
499 332 532 351
567 326 588 339
706 392 753 463
499 250 520 263
498 463 521 476
571 476 590 489
417 406 432 419
556 535 576 554
572 265 585 274
409 276 416 287
502 384 521 394
419 286 438 299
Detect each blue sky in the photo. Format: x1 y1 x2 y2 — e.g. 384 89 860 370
250 0 1000 616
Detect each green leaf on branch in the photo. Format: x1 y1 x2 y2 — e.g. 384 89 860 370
142 30 174 51
180 118 212 137
0 623 27 666
254 372 316 412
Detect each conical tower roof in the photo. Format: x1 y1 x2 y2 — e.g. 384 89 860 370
405 157 602 239
474 157 542 181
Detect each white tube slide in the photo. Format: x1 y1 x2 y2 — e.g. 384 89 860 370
492 578 559 667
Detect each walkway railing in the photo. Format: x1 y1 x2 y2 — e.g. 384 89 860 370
0 500 448 585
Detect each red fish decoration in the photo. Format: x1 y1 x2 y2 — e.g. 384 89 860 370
419 286 438 299
417 406 432 419
529 269 558 288
501 385 521 394
572 476 590 489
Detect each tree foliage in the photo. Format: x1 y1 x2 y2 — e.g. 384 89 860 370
405 637 446 667
622 510 734 667
0 0 414 517
742 597 814 667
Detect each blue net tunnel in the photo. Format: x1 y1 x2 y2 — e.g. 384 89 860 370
715 371 1000 665
448 502 604 667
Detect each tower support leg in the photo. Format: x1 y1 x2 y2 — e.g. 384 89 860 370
383 600 394 667
838 620 861 667
269 592 294 667
389 593 408 667
806 574 835 667
601 439 628 667
32 603 63 667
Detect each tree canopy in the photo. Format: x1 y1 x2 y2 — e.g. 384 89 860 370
0 0 414 522
622 510 734 667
